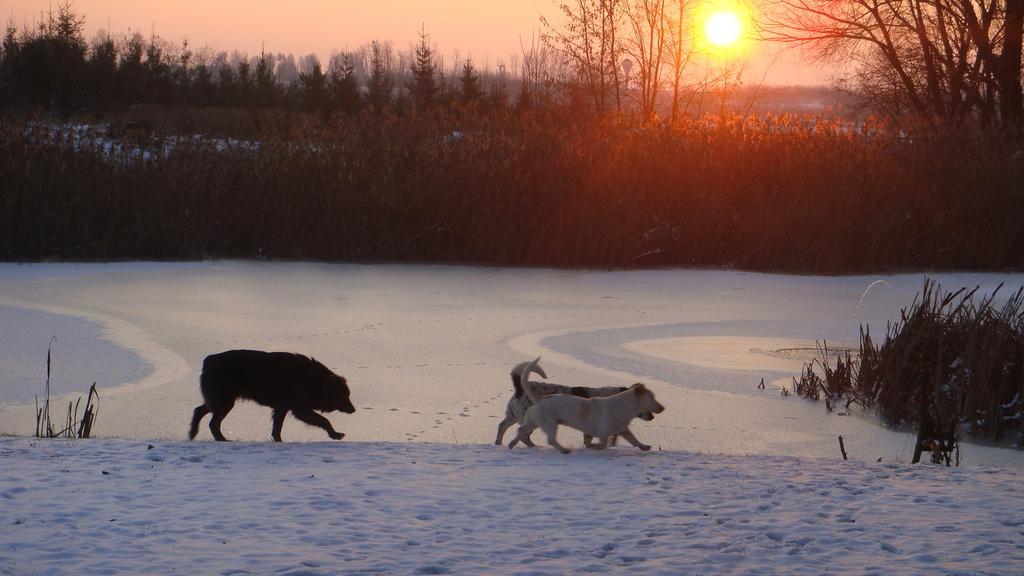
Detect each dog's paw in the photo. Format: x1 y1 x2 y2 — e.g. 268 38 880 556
329 432 346 440
638 444 652 451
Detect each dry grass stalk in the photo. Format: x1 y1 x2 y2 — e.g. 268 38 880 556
33 338 100 439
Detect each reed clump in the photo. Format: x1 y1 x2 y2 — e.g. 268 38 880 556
794 279 1024 455
792 342 858 412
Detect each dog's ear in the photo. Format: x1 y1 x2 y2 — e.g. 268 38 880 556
632 383 646 395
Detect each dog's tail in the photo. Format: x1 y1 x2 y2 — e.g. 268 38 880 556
517 357 546 404
511 358 547 398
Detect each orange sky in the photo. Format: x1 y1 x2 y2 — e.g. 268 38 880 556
4 0 829 85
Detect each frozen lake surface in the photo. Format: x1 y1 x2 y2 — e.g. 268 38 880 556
0 305 149 403
1 262 1022 467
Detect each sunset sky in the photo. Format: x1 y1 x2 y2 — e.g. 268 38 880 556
4 0 829 85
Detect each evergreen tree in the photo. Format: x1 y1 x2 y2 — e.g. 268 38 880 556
143 34 171 104
1 21 17 62
173 38 192 104
254 49 279 107
192 61 214 106
118 31 146 104
328 53 362 116
214 57 236 105
53 3 86 50
409 27 436 112
87 31 118 108
236 58 253 106
14 1 87 110
0 20 19 104
459 58 481 105
298 56 328 118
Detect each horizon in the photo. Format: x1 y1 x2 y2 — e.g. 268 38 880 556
4 0 835 86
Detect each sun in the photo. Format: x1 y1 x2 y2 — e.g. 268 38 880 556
695 1 752 54
704 10 743 48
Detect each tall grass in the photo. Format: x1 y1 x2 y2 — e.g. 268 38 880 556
795 279 1024 461
2 111 1022 272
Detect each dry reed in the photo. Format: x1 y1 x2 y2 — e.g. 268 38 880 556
2 112 1022 272
794 279 1024 458
33 338 99 439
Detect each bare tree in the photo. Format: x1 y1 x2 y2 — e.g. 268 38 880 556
543 0 626 116
519 32 564 109
763 0 1024 125
623 0 669 120
544 0 701 121
667 0 694 123
1003 0 1024 123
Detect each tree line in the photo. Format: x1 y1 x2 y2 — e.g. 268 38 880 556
0 1 776 125
0 4 526 120
2 1 1022 128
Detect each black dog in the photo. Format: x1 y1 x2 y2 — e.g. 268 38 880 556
188 350 355 442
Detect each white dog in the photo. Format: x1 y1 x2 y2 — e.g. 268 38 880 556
494 359 638 447
509 357 664 453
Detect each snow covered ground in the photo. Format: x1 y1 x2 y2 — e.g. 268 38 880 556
1 438 1022 575
1 262 1021 465
1 262 1023 574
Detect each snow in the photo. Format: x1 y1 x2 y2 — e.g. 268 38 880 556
24 122 262 163
1 262 1023 573
1 263 1022 464
1 438 1022 575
